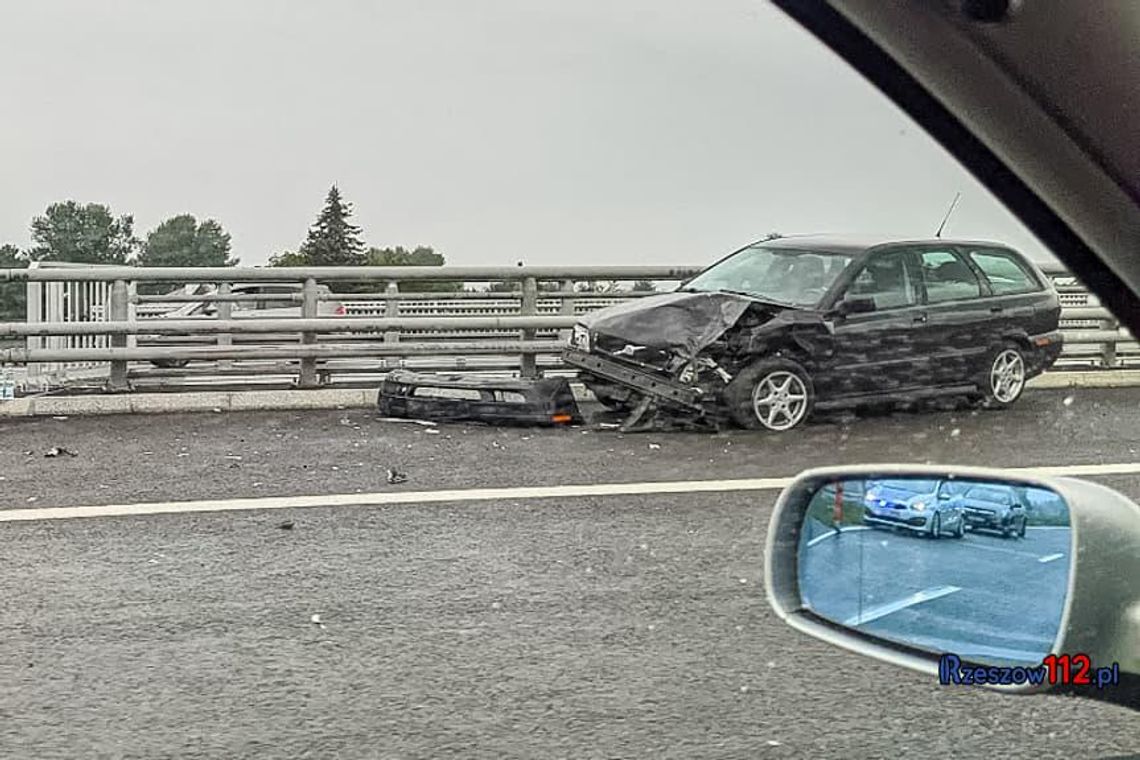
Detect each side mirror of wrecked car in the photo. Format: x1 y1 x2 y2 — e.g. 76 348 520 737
764 464 1140 712
836 296 877 316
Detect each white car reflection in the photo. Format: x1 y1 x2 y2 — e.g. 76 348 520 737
861 479 966 539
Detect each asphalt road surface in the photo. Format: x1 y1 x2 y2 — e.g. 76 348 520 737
801 523 1071 665
1 387 1139 758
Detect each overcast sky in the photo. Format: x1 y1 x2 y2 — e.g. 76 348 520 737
0 0 1054 267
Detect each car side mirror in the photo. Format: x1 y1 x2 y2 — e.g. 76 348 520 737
764 465 1140 712
836 295 876 316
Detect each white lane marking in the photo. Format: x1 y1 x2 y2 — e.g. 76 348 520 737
1038 553 1065 564
843 585 962 627
1 459 1137 525
1006 462 1140 477
807 526 870 547
0 476 797 523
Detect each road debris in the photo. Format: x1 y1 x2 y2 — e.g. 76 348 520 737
386 468 408 484
377 371 582 426
44 447 78 458
277 520 295 530
310 614 324 628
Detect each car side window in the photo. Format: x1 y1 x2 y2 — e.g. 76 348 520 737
844 252 918 310
967 249 1041 294
917 250 981 304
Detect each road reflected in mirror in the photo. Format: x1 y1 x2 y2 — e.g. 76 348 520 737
797 476 1071 667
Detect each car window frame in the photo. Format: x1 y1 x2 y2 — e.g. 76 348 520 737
829 246 923 314
907 245 986 305
962 245 1047 297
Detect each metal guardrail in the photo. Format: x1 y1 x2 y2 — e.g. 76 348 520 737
0 263 1135 393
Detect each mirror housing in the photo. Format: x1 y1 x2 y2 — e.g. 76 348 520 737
765 464 1140 710
835 295 877 316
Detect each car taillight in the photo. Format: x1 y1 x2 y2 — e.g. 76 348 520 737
334 304 346 316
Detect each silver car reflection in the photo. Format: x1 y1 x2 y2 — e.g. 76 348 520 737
861 479 966 539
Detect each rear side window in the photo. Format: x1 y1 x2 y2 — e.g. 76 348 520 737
967 249 1041 295
917 250 981 304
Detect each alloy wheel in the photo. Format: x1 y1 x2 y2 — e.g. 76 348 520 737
751 371 809 431
990 349 1026 403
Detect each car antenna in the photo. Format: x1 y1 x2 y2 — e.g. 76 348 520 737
935 192 962 238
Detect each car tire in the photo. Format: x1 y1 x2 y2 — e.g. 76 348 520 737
1016 516 1027 539
979 342 1027 409
929 512 942 539
151 359 190 369
723 358 815 432
953 514 966 539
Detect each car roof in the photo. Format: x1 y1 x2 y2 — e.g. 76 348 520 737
757 234 1022 256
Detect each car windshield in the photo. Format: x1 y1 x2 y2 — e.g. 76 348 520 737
964 486 1012 504
681 245 855 307
874 479 939 494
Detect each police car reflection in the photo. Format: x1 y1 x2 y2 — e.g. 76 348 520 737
861 479 967 539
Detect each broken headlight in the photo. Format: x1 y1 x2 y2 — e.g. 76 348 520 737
572 323 591 352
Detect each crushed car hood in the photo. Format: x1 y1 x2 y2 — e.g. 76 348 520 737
579 291 773 359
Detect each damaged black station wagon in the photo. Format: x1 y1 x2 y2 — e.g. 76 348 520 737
563 235 1063 432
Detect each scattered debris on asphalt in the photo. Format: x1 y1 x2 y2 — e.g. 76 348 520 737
648 443 661 450
310 614 324 628
51 416 69 421
44 447 78 458
277 520 295 530
386 468 408 484
1063 395 1075 406
378 417 438 427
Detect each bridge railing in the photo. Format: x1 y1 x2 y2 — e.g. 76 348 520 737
0 263 1134 392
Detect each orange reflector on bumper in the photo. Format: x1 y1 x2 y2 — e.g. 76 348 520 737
551 414 573 424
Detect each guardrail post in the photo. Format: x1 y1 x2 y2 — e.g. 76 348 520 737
297 278 319 388
520 276 538 378
1101 315 1118 367
558 279 575 342
384 281 400 346
217 282 233 368
106 279 131 392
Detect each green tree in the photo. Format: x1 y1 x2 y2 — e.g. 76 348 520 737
27 201 139 264
367 246 461 293
0 244 26 323
299 185 366 267
138 215 237 268
137 215 237 294
267 250 308 267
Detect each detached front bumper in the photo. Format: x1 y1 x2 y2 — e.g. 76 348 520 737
562 348 704 411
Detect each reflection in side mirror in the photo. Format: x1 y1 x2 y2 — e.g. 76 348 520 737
799 476 1070 668
766 465 1140 710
